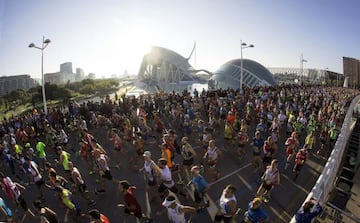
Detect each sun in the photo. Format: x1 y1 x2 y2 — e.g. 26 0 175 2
110 19 154 74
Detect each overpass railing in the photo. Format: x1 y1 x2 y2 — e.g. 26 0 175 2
290 94 360 223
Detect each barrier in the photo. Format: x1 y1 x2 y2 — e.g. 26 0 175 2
289 94 360 223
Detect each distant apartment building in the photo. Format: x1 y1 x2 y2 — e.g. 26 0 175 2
0 74 37 96
343 57 360 88
60 62 73 74
44 62 83 85
75 68 85 82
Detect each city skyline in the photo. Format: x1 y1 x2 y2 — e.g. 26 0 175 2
0 0 359 79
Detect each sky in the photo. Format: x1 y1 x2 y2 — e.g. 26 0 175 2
0 0 359 79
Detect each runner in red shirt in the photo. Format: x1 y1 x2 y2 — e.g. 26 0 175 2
284 132 299 170
117 180 153 222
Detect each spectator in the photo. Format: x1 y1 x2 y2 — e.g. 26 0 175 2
295 198 323 223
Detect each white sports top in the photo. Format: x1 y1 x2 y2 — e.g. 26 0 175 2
264 166 279 183
219 190 236 217
161 166 175 188
167 204 186 223
97 154 110 171
144 161 154 181
4 177 21 200
72 167 84 185
207 147 218 161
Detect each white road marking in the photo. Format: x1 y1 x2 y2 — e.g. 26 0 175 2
208 163 252 187
236 173 254 191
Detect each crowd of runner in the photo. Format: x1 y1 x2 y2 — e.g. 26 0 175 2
0 84 358 223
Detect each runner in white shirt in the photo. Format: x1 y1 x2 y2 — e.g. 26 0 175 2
152 158 187 199
0 173 35 219
214 184 238 223
161 195 195 223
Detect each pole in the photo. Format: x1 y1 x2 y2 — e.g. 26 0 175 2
240 40 243 93
41 36 48 115
300 54 303 84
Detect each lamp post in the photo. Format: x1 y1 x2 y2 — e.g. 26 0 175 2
29 36 51 115
240 40 254 93
300 54 307 84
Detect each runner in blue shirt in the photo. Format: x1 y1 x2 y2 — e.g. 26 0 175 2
0 197 12 221
242 197 268 223
189 165 209 211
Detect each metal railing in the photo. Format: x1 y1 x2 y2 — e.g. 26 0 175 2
290 95 360 223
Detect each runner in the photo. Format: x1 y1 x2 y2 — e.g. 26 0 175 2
188 165 209 211
140 151 158 203
0 196 12 222
284 132 299 170
257 159 280 203
203 139 221 181
56 146 71 175
242 197 268 223
293 147 308 181
237 129 249 161
32 199 59 223
53 185 81 220
151 158 187 199
109 128 126 168
87 209 111 223
68 162 96 206
250 131 264 173
117 180 153 223
179 137 196 183
24 156 45 199
304 130 315 151
161 195 196 223
214 184 238 223
35 140 47 169
0 173 35 220
262 136 276 169
44 162 68 188
93 148 114 193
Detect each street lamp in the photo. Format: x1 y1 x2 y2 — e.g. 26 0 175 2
29 36 51 115
240 40 254 93
300 54 307 84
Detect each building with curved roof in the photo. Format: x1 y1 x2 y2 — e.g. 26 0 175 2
138 46 210 93
210 59 277 90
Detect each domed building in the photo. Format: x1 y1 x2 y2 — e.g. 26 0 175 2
209 59 277 90
138 46 210 93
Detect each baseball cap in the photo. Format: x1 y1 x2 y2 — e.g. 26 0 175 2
143 151 151 158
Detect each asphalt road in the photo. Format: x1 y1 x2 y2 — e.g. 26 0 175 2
1 113 330 223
